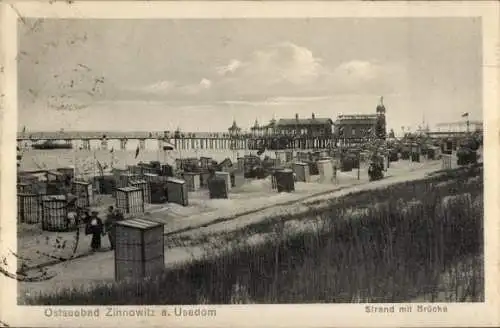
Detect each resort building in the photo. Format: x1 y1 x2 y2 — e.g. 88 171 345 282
251 113 333 137
228 120 242 136
334 97 387 144
246 97 389 149
434 121 483 133
427 120 483 139
250 118 278 136
276 113 334 136
333 114 379 140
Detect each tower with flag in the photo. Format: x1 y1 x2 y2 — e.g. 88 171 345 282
334 96 386 146
375 96 387 140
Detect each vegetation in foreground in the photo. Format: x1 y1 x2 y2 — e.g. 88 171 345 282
23 165 484 305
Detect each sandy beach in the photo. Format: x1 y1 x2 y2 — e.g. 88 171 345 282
16 158 446 300
18 147 283 178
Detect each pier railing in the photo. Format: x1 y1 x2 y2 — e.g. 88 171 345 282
18 131 384 151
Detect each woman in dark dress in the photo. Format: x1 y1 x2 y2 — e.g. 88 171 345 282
86 211 104 252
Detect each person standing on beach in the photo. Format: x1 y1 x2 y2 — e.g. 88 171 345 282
105 206 117 250
86 210 104 252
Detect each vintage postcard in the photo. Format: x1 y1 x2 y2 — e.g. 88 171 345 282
1 1 499 327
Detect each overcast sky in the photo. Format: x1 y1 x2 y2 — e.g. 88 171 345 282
18 17 482 132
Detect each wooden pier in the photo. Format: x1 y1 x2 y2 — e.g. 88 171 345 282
18 129 467 152
16 131 251 151
16 131 346 151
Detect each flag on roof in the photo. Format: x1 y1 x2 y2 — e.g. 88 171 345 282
462 112 469 118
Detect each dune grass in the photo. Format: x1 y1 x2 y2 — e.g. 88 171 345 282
23 165 484 305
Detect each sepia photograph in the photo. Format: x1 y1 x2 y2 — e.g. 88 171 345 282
1 1 499 327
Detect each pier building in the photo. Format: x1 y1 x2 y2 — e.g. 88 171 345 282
334 97 387 145
17 99 390 151
247 113 335 150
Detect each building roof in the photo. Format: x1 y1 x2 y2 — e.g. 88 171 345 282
117 218 163 230
228 120 241 131
334 119 378 126
337 114 378 120
276 118 333 126
167 177 185 184
334 114 378 126
219 158 233 166
41 195 66 201
116 186 141 192
215 171 230 176
436 121 483 127
47 170 65 177
253 118 279 129
129 179 147 184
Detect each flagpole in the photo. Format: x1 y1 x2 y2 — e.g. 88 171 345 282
157 139 160 162
179 140 183 169
178 134 183 163
163 136 167 164
73 141 78 180
93 149 97 184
